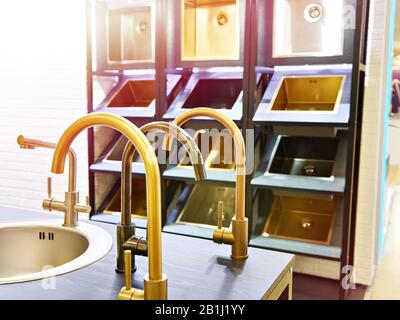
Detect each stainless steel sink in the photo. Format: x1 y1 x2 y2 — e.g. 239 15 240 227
266 136 339 178
272 0 345 58
106 80 155 109
182 78 243 110
0 220 112 284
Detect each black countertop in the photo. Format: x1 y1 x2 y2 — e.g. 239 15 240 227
0 206 294 300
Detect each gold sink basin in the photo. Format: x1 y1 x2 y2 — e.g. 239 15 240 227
178 130 210 168
178 130 235 171
104 178 147 219
270 76 345 112
0 220 112 284
107 80 155 109
103 135 142 163
177 184 235 228
181 0 240 61
263 196 337 245
107 5 154 63
205 135 235 171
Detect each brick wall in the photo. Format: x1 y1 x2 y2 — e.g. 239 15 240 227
0 0 88 211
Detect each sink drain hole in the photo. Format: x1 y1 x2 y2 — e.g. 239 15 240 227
39 232 55 240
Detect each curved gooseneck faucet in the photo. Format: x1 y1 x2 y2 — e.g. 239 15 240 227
167 108 248 260
116 121 206 274
50 112 167 300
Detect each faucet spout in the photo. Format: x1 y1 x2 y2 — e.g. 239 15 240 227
168 108 248 260
116 121 207 273
17 135 77 192
51 113 166 300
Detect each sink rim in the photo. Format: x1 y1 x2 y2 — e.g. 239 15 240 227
0 220 113 285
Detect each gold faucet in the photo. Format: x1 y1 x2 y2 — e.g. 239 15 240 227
168 108 248 260
17 135 90 227
49 112 167 300
116 121 206 275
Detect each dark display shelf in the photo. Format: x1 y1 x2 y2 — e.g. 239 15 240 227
86 0 370 300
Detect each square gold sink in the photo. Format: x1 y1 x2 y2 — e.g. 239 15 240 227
181 0 240 61
107 5 154 63
267 137 339 178
106 80 155 109
269 76 345 112
178 130 211 168
105 136 129 162
178 130 235 171
104 178 147 219
104 136 142 163
263 196 337 245
182 78 242 110
176 184 235 228
205 136 235 171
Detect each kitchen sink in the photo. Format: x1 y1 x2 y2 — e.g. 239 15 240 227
269 76 345 112
263 195 337 245
177 184 235 228
205 135 235 170
104 178 147 219
182 78 242 110
104 135 142 163
267 136 339 178
181 0 240 61
0 220 112 284
106 80 155 109
107 5 154 63
178 130 235 170
272 0 345 58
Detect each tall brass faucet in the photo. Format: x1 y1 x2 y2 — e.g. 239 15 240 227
17 135 90 227
116 121 206 274
168 108 249 260
49 113 167 300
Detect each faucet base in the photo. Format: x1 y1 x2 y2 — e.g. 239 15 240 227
118 287 144 300
116 224 136 273
63 191 79 228
231 217 249 260
144 274 168 300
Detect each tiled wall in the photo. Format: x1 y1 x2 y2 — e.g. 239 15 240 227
354 0 395 286
0 0 89 211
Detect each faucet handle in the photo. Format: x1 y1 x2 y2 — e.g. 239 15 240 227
47 177 52 199
117 250 137 300
124 250 132 291
86 195 90 206
217 201 224 230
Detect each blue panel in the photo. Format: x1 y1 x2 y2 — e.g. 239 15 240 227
378 0 397 261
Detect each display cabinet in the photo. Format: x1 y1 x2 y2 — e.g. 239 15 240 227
86 0 370 299
248 0 370 300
